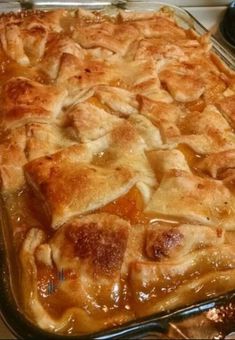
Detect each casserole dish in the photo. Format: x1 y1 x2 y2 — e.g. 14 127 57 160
0 1 235 338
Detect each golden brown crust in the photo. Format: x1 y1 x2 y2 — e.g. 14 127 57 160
145 224 224 260
146 227 184 260
53 213 130 276
145 170 235 229
160 69 205 102
40 33 84 79
216 95 235 127
25 123 74 160
0 127 27 191
72 21 139 55
64 102 122 142
1 7 235 336
133 16 186 39
198 149 235 180
20 214 134 332
0 24 30 66
24 145 137 228
2 77 67 128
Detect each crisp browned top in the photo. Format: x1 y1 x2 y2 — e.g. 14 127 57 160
1 7 235 336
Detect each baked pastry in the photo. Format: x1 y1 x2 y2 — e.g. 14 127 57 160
1 7 235 336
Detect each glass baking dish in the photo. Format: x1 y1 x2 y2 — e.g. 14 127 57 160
0 1 235 339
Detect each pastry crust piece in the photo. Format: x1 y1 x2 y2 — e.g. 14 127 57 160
138 95 182 141
216 95 235 128
2 77 67 128
21 23 48 62
145 170 235 229
72 21 139 55
40 33 84 79
56 54 117 91
95 86 139 116
0 127 27 191
0 123 74 192
0 23 30 66
147 149 190 180
198 149 235 180
133 16 187 39
50 213 130 277
145 224 224 260
20 214 133 333
180 105 231 135
64 102 123 142
25 123 74 161
160 69 205 102
24 146 137 228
